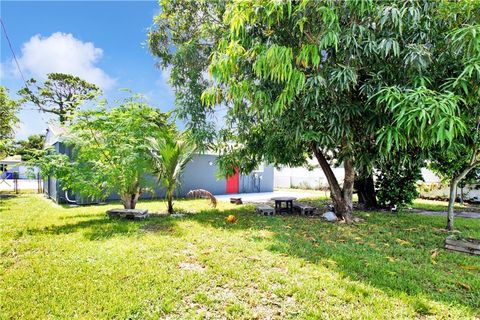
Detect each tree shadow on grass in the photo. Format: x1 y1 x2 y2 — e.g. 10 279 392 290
0 193 19 209
14 197 479 315
188 206 480 316
0 194 18 199
16 196 215 241
59 213 105 220
58 202 112 210
56 197 199 210
20 215 181 241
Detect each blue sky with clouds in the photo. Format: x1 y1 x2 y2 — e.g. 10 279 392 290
1 0 174 140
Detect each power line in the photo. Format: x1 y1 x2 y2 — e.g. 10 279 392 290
0 18 28 86
1 18 50 127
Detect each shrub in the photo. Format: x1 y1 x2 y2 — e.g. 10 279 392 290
376 158 423 209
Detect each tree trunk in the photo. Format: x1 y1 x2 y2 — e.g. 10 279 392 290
355 174 377 209
121 192 140 209
312 145 354 222
167 191 174 214
447 179 457 231
459 187 464 205
342 158 355 218
446 161 478 230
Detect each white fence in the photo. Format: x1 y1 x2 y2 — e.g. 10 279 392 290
0 179 42 192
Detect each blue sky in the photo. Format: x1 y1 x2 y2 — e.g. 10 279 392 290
1 0 174 140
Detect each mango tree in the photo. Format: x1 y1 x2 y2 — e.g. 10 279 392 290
150 1 478 222
201 1 469 221
375 8 479 230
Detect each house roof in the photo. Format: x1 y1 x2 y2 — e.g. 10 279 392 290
43 123 219 156
45 123 69 147
0 155 22 165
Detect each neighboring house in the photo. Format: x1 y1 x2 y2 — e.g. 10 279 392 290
43 125 274 204
0 155 40 179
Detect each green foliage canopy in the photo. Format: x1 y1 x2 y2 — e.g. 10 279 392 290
0 86 20 158
10 134 45 162
18 73 101 124
39 95 169 209
148 0 226 148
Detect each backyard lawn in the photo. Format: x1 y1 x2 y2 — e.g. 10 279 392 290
411 198 480 212
1 194 479 319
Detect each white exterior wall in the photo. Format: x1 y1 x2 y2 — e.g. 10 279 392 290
418 185 480 202
275 166 344 189
419 168 480 202
275 166 480 202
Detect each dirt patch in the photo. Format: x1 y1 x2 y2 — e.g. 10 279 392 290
179 262 206 272
140 224 174 233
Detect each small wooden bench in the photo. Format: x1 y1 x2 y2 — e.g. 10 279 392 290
230 197 243 205
294 202 315 215
107 209 149 220
256 204 274 215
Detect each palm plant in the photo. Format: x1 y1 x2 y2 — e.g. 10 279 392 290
150 130 196 214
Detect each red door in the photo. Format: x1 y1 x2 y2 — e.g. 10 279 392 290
226 168 239 194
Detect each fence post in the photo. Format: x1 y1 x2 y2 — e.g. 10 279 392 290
37 172 42 193
13 172 18 194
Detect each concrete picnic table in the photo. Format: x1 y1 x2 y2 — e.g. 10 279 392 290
271 196 296 215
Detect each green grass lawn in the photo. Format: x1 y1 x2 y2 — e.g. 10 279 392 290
411 198 480 212
1 194 479 319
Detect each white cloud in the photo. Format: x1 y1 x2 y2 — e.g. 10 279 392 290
155 66 172 88
147 66 174 104
13 32 115 90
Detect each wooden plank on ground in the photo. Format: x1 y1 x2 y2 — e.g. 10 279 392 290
445 236 480 255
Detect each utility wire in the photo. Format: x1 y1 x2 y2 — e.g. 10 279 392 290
0 18 28 86
1 18 49 124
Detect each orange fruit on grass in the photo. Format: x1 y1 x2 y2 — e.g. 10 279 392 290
226 215 237 223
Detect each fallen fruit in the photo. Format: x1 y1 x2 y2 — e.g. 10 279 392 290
226 215 237 223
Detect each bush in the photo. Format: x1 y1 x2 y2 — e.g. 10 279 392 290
376 158 423 209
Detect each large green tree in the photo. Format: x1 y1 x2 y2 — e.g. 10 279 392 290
148 0 226 149
0 86 19 159
201 1 461 221
18 73 100 124
150 1 479 223
38 95 169 209
375 4 479 230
